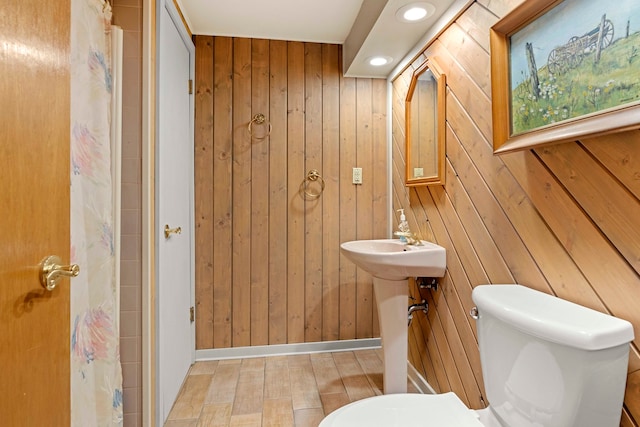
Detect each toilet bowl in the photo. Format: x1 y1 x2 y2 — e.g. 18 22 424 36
320 284 634 427
320 392 486 427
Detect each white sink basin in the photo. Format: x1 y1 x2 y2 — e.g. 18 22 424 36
340 239 446 280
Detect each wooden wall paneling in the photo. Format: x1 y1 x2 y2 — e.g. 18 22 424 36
626 370 640 422
422 283 467 398
194 36 214 349
355 79 374 338
268 40 289 345
321 44 341 341
454 2 497 53
414 292 448 394
414 186 485 400
408 320 440 393
444 101 550 291
533 144 640 345
476 0 525 19
429 185 490 287
195 36 385 351
426 283 484 408
437 23 491 97
391 152 411 233
371 79 388 338
212 37 234 348
443 158 514 284
304 43 324 342
404 189 425 241
407 325 422 382
286 41 306 343
537 143 640 275
421 183 480 328
232 38 252 347
504 145 638 315
338 73 357 340
447 85 591 298
581 131 640 200
250 39 271 346
407 281 440 392
620 410 635 427
425 40 493 142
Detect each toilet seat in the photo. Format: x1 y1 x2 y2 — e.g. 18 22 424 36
320 392 485 427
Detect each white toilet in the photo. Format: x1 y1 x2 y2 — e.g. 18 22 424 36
320 284 634 427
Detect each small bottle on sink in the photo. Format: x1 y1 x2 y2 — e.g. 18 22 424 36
397 209 410 243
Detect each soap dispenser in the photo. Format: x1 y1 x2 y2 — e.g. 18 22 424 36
397 209 410 242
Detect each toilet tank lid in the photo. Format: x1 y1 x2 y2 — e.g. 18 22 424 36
472 285 635 350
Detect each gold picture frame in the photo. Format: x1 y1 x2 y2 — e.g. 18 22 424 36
490 0 640 154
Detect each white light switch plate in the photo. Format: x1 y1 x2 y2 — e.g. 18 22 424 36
352 167 362 184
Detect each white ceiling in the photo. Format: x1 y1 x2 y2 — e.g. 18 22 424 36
175 0 463 78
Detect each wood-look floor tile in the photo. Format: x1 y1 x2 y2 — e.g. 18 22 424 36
190 360 219 375
310 353 345 394
167 374 212 420
232 363 264 415
197 403 232 427
286 354 311 368
293 408 325 427
205 362 242 404
319 392 351 416
164 420 198 427
168 349 420 427
229 413 262 426
262 398 294 427
332 351 377 401
264 357 291 400
353 349 384 394
288 355 322 410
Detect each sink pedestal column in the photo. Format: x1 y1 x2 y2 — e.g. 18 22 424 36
372 277 408 394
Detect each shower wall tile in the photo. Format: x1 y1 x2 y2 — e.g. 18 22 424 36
113 0 142 425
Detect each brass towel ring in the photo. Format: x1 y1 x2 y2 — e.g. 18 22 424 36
300 169 325 200
247 113 272 139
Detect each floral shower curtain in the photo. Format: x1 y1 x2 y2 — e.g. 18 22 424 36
70 0 123 425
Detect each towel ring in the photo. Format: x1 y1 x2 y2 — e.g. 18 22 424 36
248 113 272 139
300 169 325 200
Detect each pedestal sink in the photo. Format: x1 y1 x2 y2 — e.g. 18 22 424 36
340 239 446 394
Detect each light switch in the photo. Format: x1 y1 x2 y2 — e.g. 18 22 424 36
352 167 363 184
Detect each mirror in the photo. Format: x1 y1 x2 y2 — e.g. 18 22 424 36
405 59 445 186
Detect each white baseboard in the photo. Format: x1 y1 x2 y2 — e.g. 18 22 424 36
195 338 382 361
407 362 436 395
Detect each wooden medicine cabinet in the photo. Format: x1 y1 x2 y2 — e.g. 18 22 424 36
405 59 446 186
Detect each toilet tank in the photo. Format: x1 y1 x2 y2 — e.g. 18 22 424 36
472 285 634 427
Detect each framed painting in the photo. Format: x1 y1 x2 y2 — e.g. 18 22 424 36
490 0 640 153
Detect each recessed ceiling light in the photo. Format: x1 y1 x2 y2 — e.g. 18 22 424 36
368 56 393 66
396 2 436 23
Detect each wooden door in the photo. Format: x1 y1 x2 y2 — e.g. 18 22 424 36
0 0 71 424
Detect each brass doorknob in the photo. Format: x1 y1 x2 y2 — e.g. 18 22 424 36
164 224 182 239
39 255 80 291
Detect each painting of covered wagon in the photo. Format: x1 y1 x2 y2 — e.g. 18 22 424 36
547 16 614 74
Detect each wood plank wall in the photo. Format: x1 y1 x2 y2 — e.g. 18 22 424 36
393 0 640 424
194 36 388 350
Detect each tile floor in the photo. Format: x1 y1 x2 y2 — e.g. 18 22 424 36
164 349 418 426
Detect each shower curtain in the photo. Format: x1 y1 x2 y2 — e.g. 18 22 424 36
70 0 123 425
